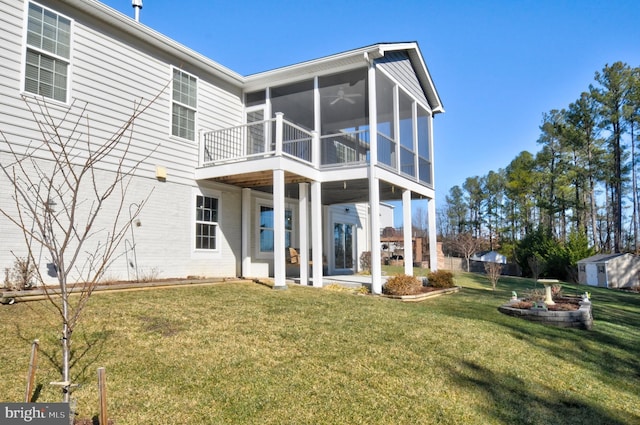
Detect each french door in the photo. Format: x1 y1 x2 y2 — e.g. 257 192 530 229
334 222 354 271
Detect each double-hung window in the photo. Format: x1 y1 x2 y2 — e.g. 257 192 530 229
172 69 197 140
195 195 218 250
259 206 292 252
24 2 71 102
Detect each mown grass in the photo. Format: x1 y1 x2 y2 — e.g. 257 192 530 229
0 273 639 424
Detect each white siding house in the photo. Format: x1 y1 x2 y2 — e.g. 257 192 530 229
0 0 444 294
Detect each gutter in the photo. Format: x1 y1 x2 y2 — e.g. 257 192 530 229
61 0 244 86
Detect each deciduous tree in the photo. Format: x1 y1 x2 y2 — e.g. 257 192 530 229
0 93 160 401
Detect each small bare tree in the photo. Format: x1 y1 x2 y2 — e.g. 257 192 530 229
0 92 161 401
449 232 483 272
528 255 545 281
484 261 503 290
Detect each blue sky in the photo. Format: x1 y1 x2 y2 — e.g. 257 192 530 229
101 0 640 225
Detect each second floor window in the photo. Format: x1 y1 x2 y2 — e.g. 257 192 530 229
172 69 197 140
24 2 71 102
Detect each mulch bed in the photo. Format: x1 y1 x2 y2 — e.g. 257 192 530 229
511 297 581 311
418 286 453 293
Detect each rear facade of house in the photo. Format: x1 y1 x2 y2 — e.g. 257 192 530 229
0 0 443 293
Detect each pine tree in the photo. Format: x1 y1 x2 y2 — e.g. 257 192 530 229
591 62 632 253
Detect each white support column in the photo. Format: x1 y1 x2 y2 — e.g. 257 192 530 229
367 56 383 295
403 189 414 276
428 197 438 271
298 182 309 286
241 188 251 278
369 175 382 294
311 180 323 287
273 168 287 289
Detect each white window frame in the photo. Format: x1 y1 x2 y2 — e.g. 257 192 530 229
193 188 221 254
171 67 198 141
255 201 295 259
22 1 72 103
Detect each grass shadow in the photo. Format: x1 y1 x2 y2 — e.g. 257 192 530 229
451 360 634 424
14 322 113 399
445 274 640 400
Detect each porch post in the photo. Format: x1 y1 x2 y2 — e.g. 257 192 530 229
241 188 251 278
428 197 438 271
275 112 284 156
368 61 382 294
369 175 382 294
403 189 414 276
298 182 309 286
311 131 320 169
311 180 323 287
273 168 287 289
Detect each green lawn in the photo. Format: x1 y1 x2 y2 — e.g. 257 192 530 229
1 273 639 424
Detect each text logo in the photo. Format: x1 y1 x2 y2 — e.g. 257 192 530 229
1 403 68 424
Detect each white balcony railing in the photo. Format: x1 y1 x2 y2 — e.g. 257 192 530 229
199 114 432 186
201 115 370 169
320 130 370 167
201 115 314 166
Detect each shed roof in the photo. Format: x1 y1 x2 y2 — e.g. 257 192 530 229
577 253 630 263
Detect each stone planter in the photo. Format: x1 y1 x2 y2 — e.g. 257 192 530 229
498 298 593 330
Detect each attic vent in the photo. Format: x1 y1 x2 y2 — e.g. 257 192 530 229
132 0 142 22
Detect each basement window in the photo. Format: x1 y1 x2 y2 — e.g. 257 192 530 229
195 195 218 250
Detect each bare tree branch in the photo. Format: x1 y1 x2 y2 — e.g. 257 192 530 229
0 85 166 401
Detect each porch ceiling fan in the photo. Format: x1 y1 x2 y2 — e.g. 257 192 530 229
327 86 361 105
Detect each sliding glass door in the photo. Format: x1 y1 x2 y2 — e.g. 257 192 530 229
334 223 354 271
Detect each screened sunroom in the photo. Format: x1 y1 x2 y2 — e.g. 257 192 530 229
195 43 443 293
201 56 434 187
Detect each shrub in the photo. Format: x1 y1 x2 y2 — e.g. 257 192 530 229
5 257 36 290
550 283 563 298
383 274 422 296
356 285 370 295
522 288 544 302
360 251 371 273
427 270 455 288
324 283 352 292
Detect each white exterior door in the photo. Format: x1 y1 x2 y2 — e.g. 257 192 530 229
585 263 598 286
333 222 355 273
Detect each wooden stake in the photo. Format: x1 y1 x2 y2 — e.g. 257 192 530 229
24 339 39 402
98 367 107 424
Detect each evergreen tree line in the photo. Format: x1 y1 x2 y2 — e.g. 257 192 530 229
438 62 640 278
